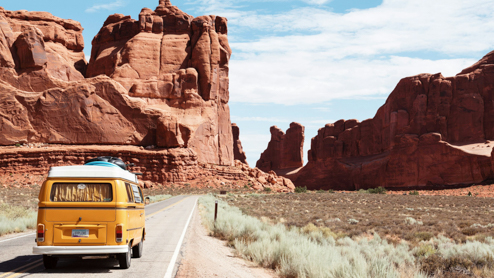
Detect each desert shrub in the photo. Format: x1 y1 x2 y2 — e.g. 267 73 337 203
348 218 359 225
415 232 434 241
199 195 422 278
328 189 335 193
317 190 325 193
0 203 37 236
413 244 437 258
367 187 387 194
409 190 419 195
461 227 480 236
147 194 172 203
471 223 494 229
405 217 423 226
294 186 307 193
264 187 272 193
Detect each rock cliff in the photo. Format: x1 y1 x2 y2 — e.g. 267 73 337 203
0 0 233 166
293 51 494 190
232 123 247 164
256 122 304 172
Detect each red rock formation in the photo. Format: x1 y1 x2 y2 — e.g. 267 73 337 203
0 145 294 192
232 123 247 164
294 51 494 190
256 122 304 172
0 1 234 166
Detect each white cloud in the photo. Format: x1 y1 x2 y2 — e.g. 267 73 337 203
230 55 476 105
85 0 127 13
188 0 494 105
301 0 332 5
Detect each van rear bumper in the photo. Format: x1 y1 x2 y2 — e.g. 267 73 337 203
33 245 128 255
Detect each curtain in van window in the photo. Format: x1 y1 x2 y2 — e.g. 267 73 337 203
50 183 112 202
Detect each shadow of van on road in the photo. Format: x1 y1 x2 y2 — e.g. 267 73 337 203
0 255 122 275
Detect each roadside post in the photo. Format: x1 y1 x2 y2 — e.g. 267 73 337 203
214 200 218 224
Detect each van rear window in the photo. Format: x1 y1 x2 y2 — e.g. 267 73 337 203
50 183 113 202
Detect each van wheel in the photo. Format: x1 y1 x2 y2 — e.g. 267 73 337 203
132 239 143 258
118 244 131 269
43 255 58 269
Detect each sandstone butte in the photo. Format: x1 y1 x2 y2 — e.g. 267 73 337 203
288 50 494 190
232 123 247 165
256 122 304 173
0 1 294 192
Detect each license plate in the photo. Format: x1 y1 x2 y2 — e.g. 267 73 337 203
72 229 89 238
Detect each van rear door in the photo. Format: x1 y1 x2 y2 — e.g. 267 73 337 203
42 182 116 245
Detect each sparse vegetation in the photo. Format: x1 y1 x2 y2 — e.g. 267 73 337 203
264 187 272 192
201 195 494 278
409 190 420 195
147 194 172 203
367 186 387 194
294 186 307 193
0 203 37 236
226 192 494 246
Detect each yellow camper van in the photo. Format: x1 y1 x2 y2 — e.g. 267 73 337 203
33 157 145 269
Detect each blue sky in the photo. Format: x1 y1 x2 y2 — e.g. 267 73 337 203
3 0 494 166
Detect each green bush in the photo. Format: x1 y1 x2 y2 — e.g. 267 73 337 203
317 190 325 193
294 186 307 193
367 187 387 194
409 190 419 195
263 187 272 192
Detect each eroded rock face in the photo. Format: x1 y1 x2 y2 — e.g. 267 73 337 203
232 123 247 164
256 122 304 172
0 7 86 80
84 0 233 165
294 52 494 190
0 1 234 166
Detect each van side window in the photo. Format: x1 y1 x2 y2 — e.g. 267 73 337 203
131 184 143 203
125 183 134 203
50 183 112 202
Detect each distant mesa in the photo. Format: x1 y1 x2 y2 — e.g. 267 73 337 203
256 122 304 173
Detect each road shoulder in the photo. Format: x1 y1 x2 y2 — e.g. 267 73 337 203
175 206 277 278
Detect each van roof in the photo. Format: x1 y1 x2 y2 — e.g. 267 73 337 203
48 165 138 184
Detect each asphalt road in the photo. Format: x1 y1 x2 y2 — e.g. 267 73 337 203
0 195 199 278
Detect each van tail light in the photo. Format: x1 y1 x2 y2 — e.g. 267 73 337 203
37 224 45 243
116 224 123 243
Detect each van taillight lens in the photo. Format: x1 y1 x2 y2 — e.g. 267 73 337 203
37 224 45 242
116 224 123 243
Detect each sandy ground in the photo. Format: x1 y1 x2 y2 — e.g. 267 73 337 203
175 208 276 278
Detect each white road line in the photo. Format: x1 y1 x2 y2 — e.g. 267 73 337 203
0 233 35 244
163 197 197 278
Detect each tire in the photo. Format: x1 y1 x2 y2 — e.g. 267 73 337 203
117 244 131 269
132 239 143 258
43 255 58 269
